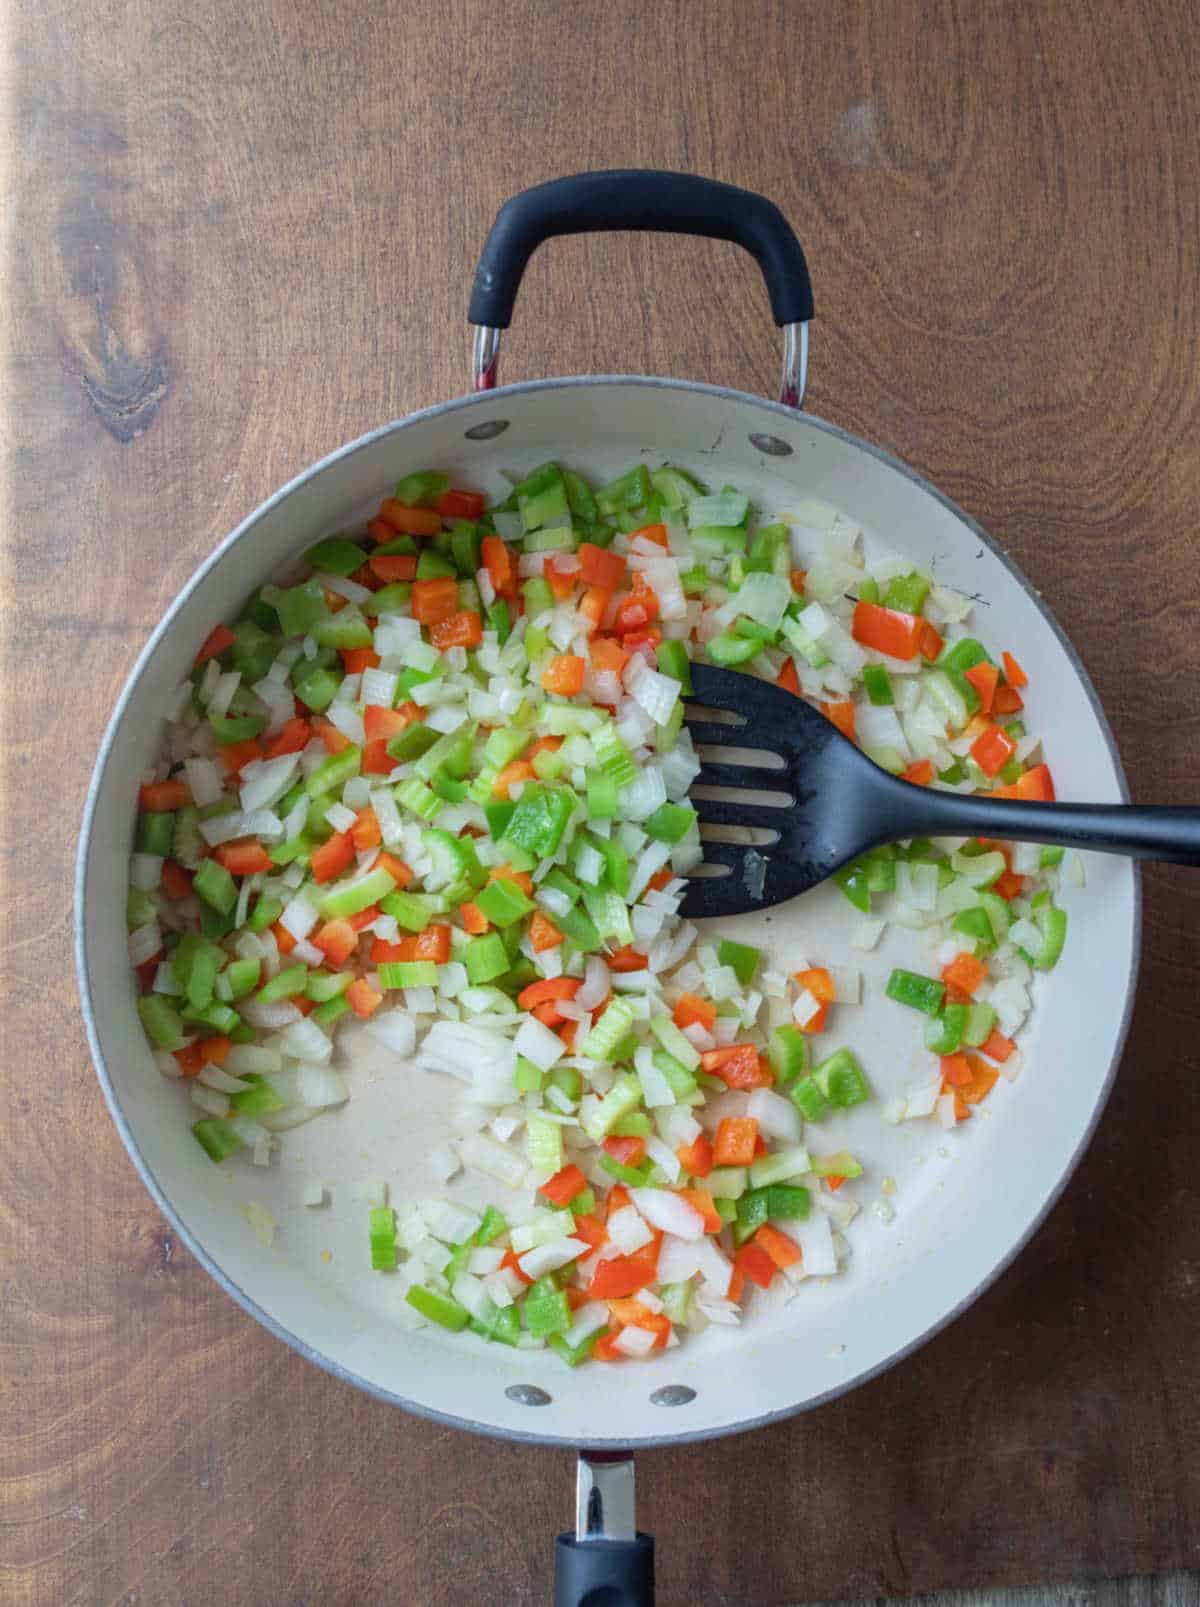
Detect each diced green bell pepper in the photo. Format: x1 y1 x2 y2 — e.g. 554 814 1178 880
833 861 872 912
885 968 946 1015
813 1047 871 1108
924 1002 968 1055
305 536 368 576
394 469 449 505
768 1025 809 1085
862 664 894 706
292 664 343 713
270 578 328 639
655 639 694 694
643 803 696 845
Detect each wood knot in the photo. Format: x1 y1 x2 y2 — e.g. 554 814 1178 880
54 192 168 442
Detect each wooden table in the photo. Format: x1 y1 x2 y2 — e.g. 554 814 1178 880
5 2 1199 1602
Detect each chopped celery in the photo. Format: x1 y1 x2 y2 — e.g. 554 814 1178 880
526 1115 564 1175
193 858 237 915
138 995 186 1051
581 1070 642 1140
378 960 439 989
192 1117 244 1163
305 745 361 798
317 865 398 919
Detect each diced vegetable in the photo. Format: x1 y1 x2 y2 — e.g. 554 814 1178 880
129 460 1071 1365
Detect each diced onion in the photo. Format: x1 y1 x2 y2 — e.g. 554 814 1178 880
183 756 224 807
607 1205 655 1255
630 1187 704 1240
458 1132 528 1189
517 1236 588 1279
746 1087 803 1144
614 1326 657 1357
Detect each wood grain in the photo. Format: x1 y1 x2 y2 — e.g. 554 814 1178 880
3 1 1200 1603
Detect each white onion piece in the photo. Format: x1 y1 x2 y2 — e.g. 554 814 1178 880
792 989 821 1028
563 1302 611 1350
238 753 301 814
325 700 365 747
790 1208 837 1276
427 1142 461 1184
607 1205 655 1255
644 1135 682 1182
746 1088 803 1145
279 1017 333 1064
199 809 283 847
364 1010 417 1056
657 1105 701 1150
296 1064 347 1107
458 1133 528 1189
613 1326 657 1358
655 1234 703 1285
190 1084 229 1117
197 1064 252 1093
692 1235 734 1296
517 1237 588 1280
183 756 224 807
152 961 180 996
127 921 162 967
513 1016 565 1072
279 891 320 942
629 1188 704 1241
207 670 241 719
451 1273 496 1323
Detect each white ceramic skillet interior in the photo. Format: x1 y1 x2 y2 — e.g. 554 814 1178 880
76 377 1139 1448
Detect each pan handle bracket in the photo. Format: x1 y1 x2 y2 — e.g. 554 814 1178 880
554 1449 655 1606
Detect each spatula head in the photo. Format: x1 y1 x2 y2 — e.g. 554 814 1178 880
679 662 888 919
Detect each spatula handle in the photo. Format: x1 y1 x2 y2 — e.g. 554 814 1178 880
883 786 1200 865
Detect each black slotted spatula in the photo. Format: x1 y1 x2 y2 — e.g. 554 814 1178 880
678 663 1200 920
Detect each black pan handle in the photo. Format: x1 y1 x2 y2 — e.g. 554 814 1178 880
469 169 813 404
554 1451 654 1606
554 1535 655 1606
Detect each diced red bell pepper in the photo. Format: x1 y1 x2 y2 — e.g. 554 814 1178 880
700 1045 772 1089
851 601 924 659
602 1135 646 1167
577 542 627 591
213 839 272 876
970 722 1017 778
310 831 355 884
194 623 235 668
733 1243 777 1289
539 1164 587 1206
435 488 486 520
